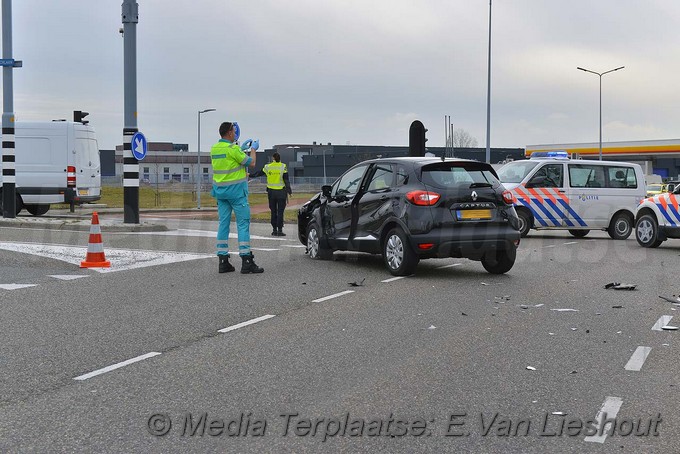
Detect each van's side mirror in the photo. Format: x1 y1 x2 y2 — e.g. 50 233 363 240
321 185 332 198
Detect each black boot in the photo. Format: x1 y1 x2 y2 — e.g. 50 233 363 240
241 253 264 274
218 256 235 273
277 228 286 236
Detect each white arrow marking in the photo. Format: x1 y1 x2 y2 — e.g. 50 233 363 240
134 137 143 153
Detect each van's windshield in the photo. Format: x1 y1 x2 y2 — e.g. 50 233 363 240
497 161 540 183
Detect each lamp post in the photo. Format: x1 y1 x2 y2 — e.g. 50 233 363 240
485 0 492 164
322 148 327 184
577 66 624 160
197 108 215 209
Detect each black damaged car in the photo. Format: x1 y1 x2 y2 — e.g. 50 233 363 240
297 157 521 276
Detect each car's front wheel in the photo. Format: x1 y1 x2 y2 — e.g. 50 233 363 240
481 247 516 274
306 222 333 259
382 227 418 276
635 214 663 248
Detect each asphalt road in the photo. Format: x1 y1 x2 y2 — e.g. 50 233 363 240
0 216 678 453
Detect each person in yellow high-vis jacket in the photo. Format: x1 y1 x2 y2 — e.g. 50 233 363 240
251 152 292 236
210 121 263 274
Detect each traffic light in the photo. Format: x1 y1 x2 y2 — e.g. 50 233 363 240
409 120 427 157
73 110 89 124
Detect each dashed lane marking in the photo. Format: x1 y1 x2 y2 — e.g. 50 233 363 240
563 241 578 245
218 315 276 333
624 347 652 371
652 316 673 331
0 284 38 290
49 275 89 281
437 263 463 269
312 290 355 303
584 396 623 444
73 352 162 381
381 276 405 283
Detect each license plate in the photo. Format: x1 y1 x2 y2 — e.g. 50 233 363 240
79 189 89 196
456 209 492 220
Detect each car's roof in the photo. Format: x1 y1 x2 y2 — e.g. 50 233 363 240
361 156 487 166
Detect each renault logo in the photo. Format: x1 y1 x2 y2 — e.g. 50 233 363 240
471 190 478 201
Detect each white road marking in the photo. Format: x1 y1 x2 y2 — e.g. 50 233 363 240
543 245 556 248
563 241 578 245
584 396 624 443
251 248 280 252
0 242 212 273
312 290 355 303
652 315 673 331
49 275 89 281
218 314 276 333
381 276 405 283
73 352 161 381
126 229 288 241
0 283 37 290
282 245 307 248
624 346 652 371
437 263 462 269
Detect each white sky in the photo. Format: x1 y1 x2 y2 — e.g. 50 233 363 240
5 0 680 151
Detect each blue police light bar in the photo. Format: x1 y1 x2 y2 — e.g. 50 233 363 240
529 150 569 159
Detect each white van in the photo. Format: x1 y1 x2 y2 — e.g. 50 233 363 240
0 121 101 216
497 151 646 239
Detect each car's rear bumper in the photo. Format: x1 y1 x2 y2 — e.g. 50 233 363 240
408 224 520 260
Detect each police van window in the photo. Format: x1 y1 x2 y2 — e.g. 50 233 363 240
497 161 540 184
528 164 563 188
605 167 637 189
367 164 394 192
333 164 368 196
569 164 606 188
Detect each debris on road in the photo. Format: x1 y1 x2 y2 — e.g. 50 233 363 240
661 325 678 331
551 308 580 312
520 305 529 309
552 412 566 416
461 312 468 316
526 366 536 371
571 328 578 331
348 278 365 287
534 304 545 308
659 295 680 304
428 325 436 330
481 282 489 286
569 371 578 375
612 305 624 309
604 282 637 290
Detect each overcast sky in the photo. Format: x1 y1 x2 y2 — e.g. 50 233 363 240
6 0 680 152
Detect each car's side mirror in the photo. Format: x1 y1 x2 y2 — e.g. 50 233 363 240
321 185 332 198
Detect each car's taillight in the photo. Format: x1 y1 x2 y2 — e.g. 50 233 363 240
502 190 513 205
67 166 76 188
406 190 441 206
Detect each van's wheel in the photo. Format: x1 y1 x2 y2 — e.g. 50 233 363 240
635 215 663 248
383 227 419 276
608 212 633 240
306 222 333 260
568 229 589 238
517 210 532 237
481 247 516 274
0 190 23 215
25 204 49 216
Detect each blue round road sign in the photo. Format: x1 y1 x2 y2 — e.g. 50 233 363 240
131 132 148 160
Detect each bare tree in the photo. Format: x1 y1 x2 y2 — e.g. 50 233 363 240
452 129 478 148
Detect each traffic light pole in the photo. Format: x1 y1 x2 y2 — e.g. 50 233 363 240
1 0 16 218
122 0 139 224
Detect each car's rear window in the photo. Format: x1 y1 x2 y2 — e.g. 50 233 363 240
420 162 500 189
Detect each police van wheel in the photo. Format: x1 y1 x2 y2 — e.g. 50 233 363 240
608 212 633 240
568 229 589 238
517 210 532 237
635 215 663 248
0 191 23 215
306 222 333 260
25 204 49 217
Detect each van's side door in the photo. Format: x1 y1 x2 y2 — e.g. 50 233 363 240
521 162 571 227
566 163 607 228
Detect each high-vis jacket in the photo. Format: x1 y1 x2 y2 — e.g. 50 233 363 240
211 139 250 187
264 161 287 190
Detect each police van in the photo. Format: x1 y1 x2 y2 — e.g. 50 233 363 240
497 151 646 239
0 119 101 216
635 184 680 247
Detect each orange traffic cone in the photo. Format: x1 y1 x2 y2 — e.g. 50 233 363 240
80 211 111 268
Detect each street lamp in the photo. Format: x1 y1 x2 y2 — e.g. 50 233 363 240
322 148 327 183
197 108 216 209
577 66 624 160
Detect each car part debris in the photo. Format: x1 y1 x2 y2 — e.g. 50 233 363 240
428 325 436 330
604 282 637 290
526 366 536 371
661 325 678 331
569 371 578 374
534 304 544 308
348 278 365 287
520 305 529 309
659 295 680 304
461 312 468 316
551 308 579 312
552 412 566 416
612 305 624 309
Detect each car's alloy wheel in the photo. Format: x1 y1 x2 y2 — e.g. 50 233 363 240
306 222 332 260
383 228 418 276
635 215 662 248
608 212 633 240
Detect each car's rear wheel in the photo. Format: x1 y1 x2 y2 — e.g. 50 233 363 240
481 247 516 274
0 190 23 215
568 229 589 238
517 210 532 237
635 214 663 248
383 227 418 276
25 204 49 216
306 222 333 260
607 212 633 240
